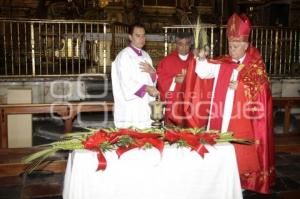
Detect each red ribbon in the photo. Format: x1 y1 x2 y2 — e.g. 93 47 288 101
83 129 220 170
114 129 164 158
165 130 219 158
83 130 109 149
83 129 164 170
96 151 107 170
83 130 110 171
116 137 164 158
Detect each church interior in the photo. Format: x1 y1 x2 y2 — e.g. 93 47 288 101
0 0 300 199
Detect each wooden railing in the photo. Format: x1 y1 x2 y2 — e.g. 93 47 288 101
273 97 300 134
273 97 300 153
0 101 113 148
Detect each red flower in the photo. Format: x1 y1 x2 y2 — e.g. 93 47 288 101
83 130 109 150
164 130 180 143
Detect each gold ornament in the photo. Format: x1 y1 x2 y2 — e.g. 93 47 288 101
99 0 109 8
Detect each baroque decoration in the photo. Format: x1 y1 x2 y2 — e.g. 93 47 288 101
99 0 109 8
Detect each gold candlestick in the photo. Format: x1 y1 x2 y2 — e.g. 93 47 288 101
149 99 165 128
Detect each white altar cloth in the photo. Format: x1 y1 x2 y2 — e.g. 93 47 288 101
63 143 243 199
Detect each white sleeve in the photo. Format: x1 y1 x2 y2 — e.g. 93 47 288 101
115 53 145 100
168 77 176 91
195 59 219 79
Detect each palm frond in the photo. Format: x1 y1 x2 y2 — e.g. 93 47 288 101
24 151 56 174
23 147 56 164
193 15 208 49
194 16 201 49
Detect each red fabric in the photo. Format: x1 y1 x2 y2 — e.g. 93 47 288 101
209 61 237 130
230 82 275 194
182 58 213 127
157 51 193 125
231 46 275 193
184 46 275 193
227 13 251 42
248 84 275 193
228 81 261 189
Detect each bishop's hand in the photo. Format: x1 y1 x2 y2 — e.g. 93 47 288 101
193 45 210 60
229 81 238 90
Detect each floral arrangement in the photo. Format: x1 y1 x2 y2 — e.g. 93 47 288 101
23 127 252 172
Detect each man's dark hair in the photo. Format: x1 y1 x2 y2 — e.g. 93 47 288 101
129 23 145 35
176 32 193 40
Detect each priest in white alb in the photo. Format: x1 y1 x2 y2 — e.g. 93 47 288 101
111 23 159 129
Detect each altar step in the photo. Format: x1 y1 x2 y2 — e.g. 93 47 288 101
279 190 300 199
0 173 63 199
275 134 300 153
0 148 67 177
0 148 65 199
20 171 63 199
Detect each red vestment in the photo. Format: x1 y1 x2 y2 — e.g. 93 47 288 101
228 46 275 194
183 46 275 193
182 58 213 127
157 51 193 125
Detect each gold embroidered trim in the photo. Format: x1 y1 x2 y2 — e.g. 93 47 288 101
240 59 269 101
241 166 275 181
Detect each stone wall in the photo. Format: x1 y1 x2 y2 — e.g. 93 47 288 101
0 78 112 104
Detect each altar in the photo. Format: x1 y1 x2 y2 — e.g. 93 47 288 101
63 143 243 199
